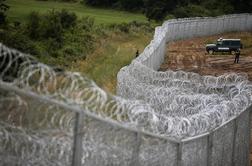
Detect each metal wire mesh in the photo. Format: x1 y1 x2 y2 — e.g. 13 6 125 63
0 13 252 166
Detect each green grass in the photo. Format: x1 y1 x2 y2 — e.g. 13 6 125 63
6 0 147 24
70 32 152 93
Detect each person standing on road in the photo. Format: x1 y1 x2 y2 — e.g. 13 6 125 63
234 50 240 64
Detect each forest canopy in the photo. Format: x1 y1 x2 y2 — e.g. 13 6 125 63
83 0 252 21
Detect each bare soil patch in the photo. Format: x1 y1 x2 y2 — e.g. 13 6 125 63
160 31 252 80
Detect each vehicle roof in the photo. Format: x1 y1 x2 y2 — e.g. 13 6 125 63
217 38 241 41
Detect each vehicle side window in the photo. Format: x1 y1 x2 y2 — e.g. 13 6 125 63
231 41 240 46
222 41 230 46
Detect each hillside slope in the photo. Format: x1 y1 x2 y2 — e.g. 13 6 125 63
1 0 153 94
6 0 147 24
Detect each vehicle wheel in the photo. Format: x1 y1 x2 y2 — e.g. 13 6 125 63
208 50 214 55
231 50 236 55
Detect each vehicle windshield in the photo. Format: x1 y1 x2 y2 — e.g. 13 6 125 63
217 41 222 45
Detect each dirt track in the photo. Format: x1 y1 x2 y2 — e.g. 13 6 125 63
160 31 252 80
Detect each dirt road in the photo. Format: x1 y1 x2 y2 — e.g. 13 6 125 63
160 31 252 80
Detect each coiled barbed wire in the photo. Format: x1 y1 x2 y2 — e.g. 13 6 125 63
0 43 160 165
0 14 252 165
118 61 252 136
1 37 252 138
117 13 252 139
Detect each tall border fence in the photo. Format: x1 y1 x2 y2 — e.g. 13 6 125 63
117 14 252 72
117 14 252 166
0 14 252 166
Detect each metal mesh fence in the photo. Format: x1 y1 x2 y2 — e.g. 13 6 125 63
1 14 252 166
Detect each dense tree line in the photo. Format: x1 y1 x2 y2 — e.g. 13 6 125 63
84 0 252 21
37 0 78 2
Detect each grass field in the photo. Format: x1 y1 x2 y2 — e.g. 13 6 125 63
70 32 152 93
6 0 147 24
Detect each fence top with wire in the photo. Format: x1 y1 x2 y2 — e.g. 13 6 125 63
1 34 252 142
1 13 252 166
117 13 252 139
1 14 252 143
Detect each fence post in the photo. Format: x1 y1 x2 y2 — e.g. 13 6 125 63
131 132 142 166
246 14 249 31
196 18 200 37
177 142 182 166
207 133 213 166
72 112 84 166
231 119 237 166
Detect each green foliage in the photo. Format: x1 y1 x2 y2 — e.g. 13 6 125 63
62 17 97 59
201 0 234 16
143 0 177 21
26 9 77 47
172 7 188 18
37 0 78 2
0 0 9 24
108 21 153 33
186 5 211 17
1 8 151 69
59 9 77 29
40 10 63 43
173 5 212 18
229 0 252 13
84 0 117 7
26 10 63 42
26 11 41 39
1 1 153 92
116 0 143 11
1 9 87 64
79 16 94 31
84 0 143 12
83 0 252 21
110 23 130 33
7 0 147 24
0 26 38 55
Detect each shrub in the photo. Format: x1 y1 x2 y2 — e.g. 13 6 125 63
202 0 234 15
58 9 77 29
172 5 212 18
0 12 5 24
40 10 63 43
146 8 164 21
26 9 77 42
26 11 41 39
128 21 154 33
172 6 189 18
0 29 38 55
117 23 130 33
37 0 78 2
84 0 117 7
108 23 130 33
115 0 143 11
186 5 207 17
0 0 9 25
80 16 95 32
46 38 63 52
